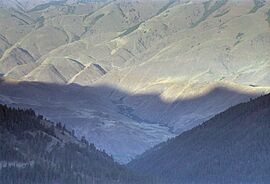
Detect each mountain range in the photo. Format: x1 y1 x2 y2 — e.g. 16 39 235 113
0 0 269 162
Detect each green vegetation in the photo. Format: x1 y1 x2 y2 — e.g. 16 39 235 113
266 9 270 26
0 48 3 58
0 105 151 184
93 14 105 23
118 0 176 38
191 0 228 28
29 0 67 12
236 32 244 39
67 5 76 14
119 23 142 37
81 13 105 38
35 16 45 29
156 0 175 16
10 14 30 25
0 105 54 137
214 9 230 17
234 32 244 46
249 0 265 14
129 94 270 184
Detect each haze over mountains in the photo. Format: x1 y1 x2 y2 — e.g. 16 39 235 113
129 93 270 184
0 0 269 162
0 104 149 184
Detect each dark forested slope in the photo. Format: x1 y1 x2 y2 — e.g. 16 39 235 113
0 104 149 184
129 94 270 184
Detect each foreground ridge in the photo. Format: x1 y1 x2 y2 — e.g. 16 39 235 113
129 94 270 184
0 104 151 184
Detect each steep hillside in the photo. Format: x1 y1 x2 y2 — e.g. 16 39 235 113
0 0 269 163
2 0 269 88
0 104 150 184
0 0 108 11
0 79 174 163
129 93 270 184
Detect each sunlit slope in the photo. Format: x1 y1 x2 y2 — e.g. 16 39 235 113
1 0 268 88
95 0 270 132
0 1 105 77
0 0 108 11
0 0 170 84
0 0 269 162
100 0 270 91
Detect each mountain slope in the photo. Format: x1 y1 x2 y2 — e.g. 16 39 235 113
2 0 269 87
0 104 149 184
0 79 174 163
129 93 270 184
0 0 269 163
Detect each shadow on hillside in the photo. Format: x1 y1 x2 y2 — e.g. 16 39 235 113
0 78 264 163
0 79 259 132
0 78 261 133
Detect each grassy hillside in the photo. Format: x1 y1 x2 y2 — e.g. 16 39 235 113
0 0 269 163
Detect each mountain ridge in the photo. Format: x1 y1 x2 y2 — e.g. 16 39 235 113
0 0 269 162
129 93 270 183
0 78 268 163
0 103 150 184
